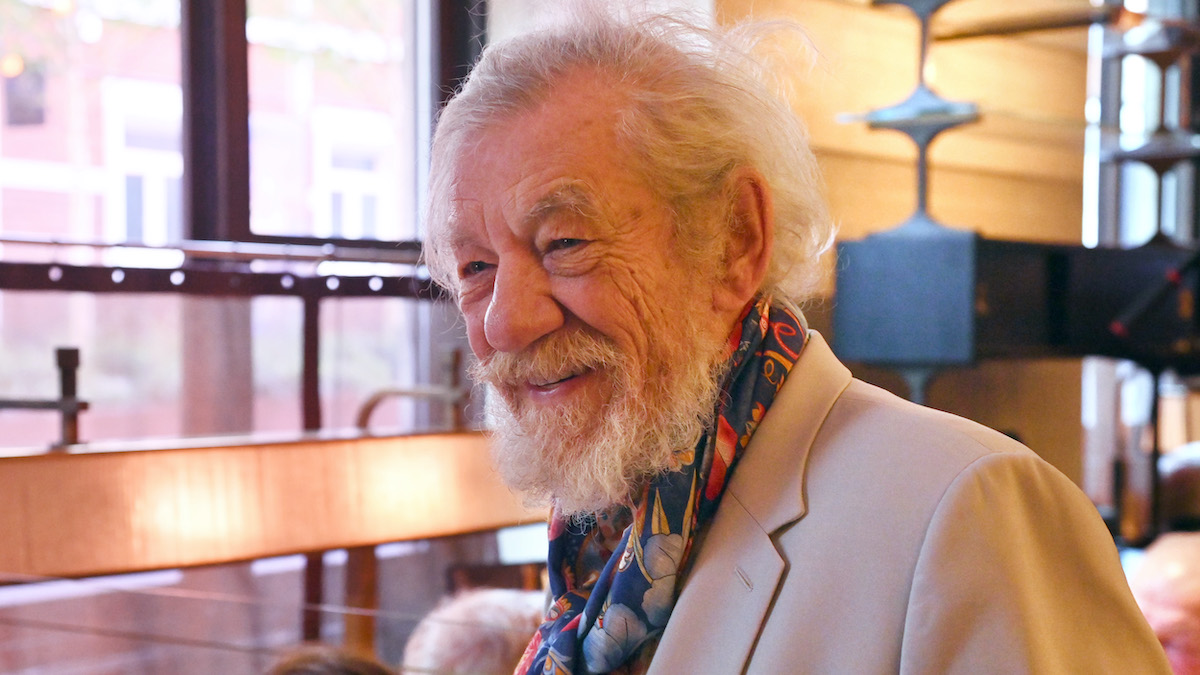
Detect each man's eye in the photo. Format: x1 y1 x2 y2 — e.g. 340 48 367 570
459 260 492 278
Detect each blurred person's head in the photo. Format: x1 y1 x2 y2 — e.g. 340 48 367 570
268 644 393 675
1129 532 1200 674
402 588 545 675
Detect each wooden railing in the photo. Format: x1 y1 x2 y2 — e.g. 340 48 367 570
0 431 542 579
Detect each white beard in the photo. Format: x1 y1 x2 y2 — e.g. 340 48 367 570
471 318 728 519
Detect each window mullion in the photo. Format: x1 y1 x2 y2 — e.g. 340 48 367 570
181 0 250 242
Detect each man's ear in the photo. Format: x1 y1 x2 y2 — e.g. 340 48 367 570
713 167 774 313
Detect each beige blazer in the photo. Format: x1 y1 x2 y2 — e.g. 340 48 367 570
651 333 1170 673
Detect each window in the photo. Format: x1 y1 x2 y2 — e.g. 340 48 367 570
246 0 419 245
0 1 187 449
313 108 390 240
0 0 478 450
102 78 183 248
0 0 183 243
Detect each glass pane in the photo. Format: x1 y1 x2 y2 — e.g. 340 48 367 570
247 1 418 243
320 296 432 432
0 0 183 245
0 286 449 452
251 295 304 435
0 531 522 672
0 290 185 451
0 565 302 672
0 290 295 452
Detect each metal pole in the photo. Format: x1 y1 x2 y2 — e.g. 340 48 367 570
302 291 324 641
56 348 81 447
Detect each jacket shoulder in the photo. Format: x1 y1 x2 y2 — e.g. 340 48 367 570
830 377 1032 467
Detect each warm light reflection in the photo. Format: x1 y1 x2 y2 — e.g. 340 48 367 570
134 454 259 562
354 433 541 543
1122 0 1148 16
0 53 24 78
357 435 461 537
7 435 537 578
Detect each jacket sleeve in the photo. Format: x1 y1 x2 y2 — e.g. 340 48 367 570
898 451 1171 674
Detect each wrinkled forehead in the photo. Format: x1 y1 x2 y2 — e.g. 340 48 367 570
423 114 576 287
425 119 511 237
426 123 613 245
425 101 533 238
425 75 633 241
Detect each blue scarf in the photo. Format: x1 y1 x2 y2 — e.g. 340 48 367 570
516 297 808 674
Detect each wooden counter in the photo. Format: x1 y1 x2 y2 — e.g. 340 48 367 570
0 432 544 578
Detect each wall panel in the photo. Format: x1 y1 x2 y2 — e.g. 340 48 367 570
720 0 1091 478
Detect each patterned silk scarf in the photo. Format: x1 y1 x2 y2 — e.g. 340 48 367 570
516 296 808 675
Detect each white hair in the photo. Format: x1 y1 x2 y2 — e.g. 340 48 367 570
424 7 834 305
401 588 546 675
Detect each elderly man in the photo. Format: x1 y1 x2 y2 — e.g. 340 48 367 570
423 9 1170 674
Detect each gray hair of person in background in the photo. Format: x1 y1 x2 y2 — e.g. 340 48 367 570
401 588 546 675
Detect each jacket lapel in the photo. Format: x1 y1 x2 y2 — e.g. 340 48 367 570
731 332 852 533
648 491 784 673
650 332 852 672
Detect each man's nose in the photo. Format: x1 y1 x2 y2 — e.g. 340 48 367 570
483 258 564 353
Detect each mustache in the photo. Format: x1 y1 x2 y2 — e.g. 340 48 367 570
468 330 624 389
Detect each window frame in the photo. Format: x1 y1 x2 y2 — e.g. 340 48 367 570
180 0 485 253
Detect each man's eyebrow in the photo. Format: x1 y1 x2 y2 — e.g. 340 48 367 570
522 184 602 227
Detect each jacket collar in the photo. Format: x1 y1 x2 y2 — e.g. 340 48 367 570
727 331 852 532
649 332 851 672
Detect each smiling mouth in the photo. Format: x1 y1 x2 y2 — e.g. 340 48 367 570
531 372 582 389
